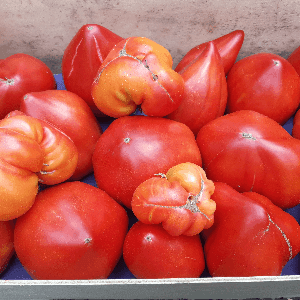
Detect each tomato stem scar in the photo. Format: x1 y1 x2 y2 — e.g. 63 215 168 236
240 132 256 140
0 78 15 85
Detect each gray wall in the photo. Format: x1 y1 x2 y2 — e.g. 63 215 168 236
1 0 300 73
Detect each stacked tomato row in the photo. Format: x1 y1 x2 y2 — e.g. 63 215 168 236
1 24 300 280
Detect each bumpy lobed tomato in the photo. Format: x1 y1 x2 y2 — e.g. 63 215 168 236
0 53 56 120
92 116 202 209
202 182 300 277
62 24 123 116
131 162 215 236
91 37 185 118
226 53 300 125
175 29 245 75
14 181 129 280
123 222 205 279
197 110 300 209
19 90 102 180
167 41 228 135
0 220 14 275
0 112 78 220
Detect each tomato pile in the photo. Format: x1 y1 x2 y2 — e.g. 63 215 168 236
1 23 300 280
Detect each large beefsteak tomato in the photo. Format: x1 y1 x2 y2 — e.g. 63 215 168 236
14 181 129 280
196 110 300 209
202 182 300 277
93 116 202 209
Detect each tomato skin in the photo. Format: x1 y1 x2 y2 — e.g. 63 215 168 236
91 37 184 118
62 24 123 117
175 30 244 75
287 45 300 77
202 182 300 277
123 222 205 279
0 221 14 274
196 110 300 209
0 53 56 119
14 181 129 280
226 53 300 125
19 90 102 180
167 41 228 135
131 162 215 236
92 115 202 209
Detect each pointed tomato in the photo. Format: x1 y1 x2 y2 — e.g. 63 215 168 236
167 41 227 135
175 30 244 75
62 24 123 116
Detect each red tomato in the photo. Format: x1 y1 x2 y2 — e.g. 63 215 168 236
175 30 244 75
0 112 78 220
62 24 123 116
14 181 129 280
287 45 300 77
226 53 300 125
92 116 202 209
196 110 300 209
167 41 228 135
123 221 205 279
91 37 184 118
0 221 14 274
0 53 56 119
131 162 215 236
19 90 102 180
202 182 300 277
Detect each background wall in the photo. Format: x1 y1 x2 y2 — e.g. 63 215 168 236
1 0 300 73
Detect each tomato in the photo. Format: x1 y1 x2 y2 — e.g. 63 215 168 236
14 181 129 280
196 110 300 209
167 41 228 135
123 221 205 279
19 89 102 180
0 112 78 221
62 24 123 117
92 116 202 209
131 162 215 236
202 182 300 277
226 53 300 125
0 53 56 120
0 221 14 275
91 37 184 118
175 30 244 75
287 44 300 77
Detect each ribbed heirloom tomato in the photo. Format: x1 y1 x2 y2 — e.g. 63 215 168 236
19 89 102 180
131 162 216 236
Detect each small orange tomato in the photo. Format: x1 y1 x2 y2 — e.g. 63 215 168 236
131 162 216 236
